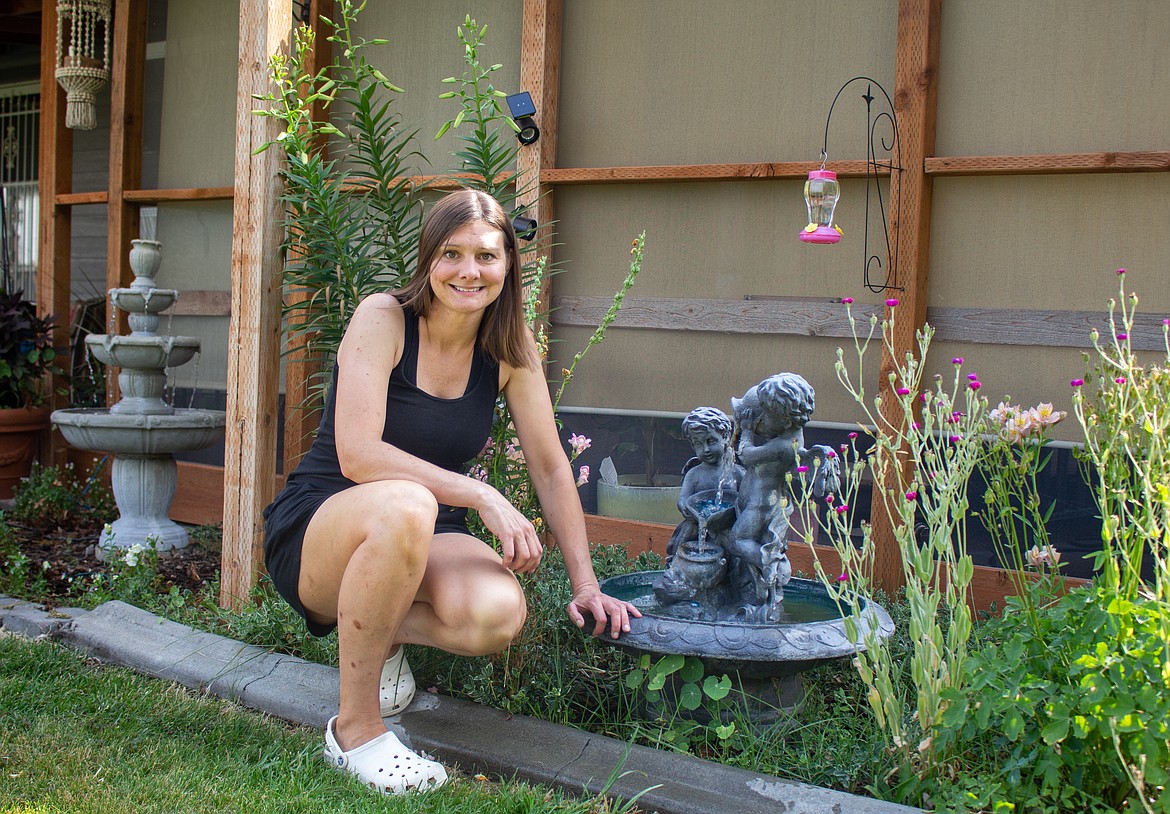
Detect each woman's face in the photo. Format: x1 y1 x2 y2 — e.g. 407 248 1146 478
427 220 508 317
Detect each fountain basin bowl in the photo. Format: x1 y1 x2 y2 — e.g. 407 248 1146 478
599 571 893 677
110 287 179 314
51 408 227 454
86 334 200 370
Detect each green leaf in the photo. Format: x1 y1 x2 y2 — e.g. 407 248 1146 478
702 674 732 701
679 657 703 684
1040 717 1068 745
678 683 702 711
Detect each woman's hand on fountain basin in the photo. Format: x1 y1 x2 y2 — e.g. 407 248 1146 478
567 585 641 639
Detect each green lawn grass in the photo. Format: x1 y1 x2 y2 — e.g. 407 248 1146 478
0 633 637 814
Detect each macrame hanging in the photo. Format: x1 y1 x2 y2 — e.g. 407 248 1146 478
54 0 112 130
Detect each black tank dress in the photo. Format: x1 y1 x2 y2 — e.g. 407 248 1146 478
262 303 500 636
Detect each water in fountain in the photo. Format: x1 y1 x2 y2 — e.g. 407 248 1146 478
51 240 227 558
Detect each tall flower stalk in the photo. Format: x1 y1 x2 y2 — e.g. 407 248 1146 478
810 299 983 769
1073 269 1169 635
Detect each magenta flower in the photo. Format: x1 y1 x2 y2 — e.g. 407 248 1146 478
951 357 963 365
969 381 982 391
825 494 835 505
885 298 899 307
911 421 921 430
796 465 809 473
1115 377 1127 384
920 393 928 403
1163 319 1169 326
1071 379 1085 387
1116 267 1126 275
825 449 837 459
949 434 962 443
966 373 978 381
835 505 849 514
841 297 854 304
848 431 858 439
896 387 910 396
1116 333 1128 340
836 573 848 583
905 491 918 501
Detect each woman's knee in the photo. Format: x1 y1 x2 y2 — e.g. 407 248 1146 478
360 481 438 549
454 577 528 655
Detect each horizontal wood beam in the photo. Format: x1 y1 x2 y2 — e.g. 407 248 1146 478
123 187 235 202
55 191 108 206
541 160 880 186
926 151 1170 177
551 295 1169 351
169 289 232 316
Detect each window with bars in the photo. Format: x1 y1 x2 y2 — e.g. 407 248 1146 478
1 88 39 297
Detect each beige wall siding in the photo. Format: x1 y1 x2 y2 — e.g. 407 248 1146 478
558 1 897 168
350 0 521 173
936 2 1170 156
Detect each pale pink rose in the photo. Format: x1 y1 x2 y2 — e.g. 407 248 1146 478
576 465 590 487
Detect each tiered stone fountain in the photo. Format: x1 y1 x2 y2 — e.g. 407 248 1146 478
52 240 226 558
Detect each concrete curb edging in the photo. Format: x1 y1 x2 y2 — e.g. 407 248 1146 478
1 596 920 814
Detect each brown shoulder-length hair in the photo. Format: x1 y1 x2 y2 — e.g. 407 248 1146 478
396 189 538 370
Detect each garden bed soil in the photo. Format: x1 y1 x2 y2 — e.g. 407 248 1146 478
6 519 221 606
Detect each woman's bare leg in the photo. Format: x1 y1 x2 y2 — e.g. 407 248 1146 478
397 532 527 656
298 480 438 752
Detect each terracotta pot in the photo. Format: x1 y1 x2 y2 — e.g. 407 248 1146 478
0 404 52 500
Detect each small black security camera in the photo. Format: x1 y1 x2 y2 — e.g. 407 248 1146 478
512 215 538 241
505 92 540 145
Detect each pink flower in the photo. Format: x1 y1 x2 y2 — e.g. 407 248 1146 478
796 465 809 473
1027 403 1066 428
1115 377 1127 384
568 433 592 455
1070 379 1084 387
836 573 848 583
989 401 1019 425
1117 333 1128 341
949 434 962 443
896 387 910 396
885 298 899 307
825 449 837 459
841 297 854 304
905 491 917 501
825 494 835 505
848 431 858 439
835 504 849 514
966 373 978 381
911 421 921 430
1163 319 1169 326
969 381 982 391
951 357 963 365
920 393 928 403
1026 544 1062 570
575 465 590 487
1116 268 1126 275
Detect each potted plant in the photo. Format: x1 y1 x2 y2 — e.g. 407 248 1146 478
0 289 61 499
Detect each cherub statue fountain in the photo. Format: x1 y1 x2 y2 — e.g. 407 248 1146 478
598 373 892 724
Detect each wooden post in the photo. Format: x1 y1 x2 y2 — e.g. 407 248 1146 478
221 0 290 610
38 2 73 467
281 0 334 474
868 0 943 593
105 0 149 405
517 0 561 324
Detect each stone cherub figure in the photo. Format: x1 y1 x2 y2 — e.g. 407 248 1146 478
726 373 840 620
665 406 745 560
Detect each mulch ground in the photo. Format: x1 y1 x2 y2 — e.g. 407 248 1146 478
5 517 222 608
